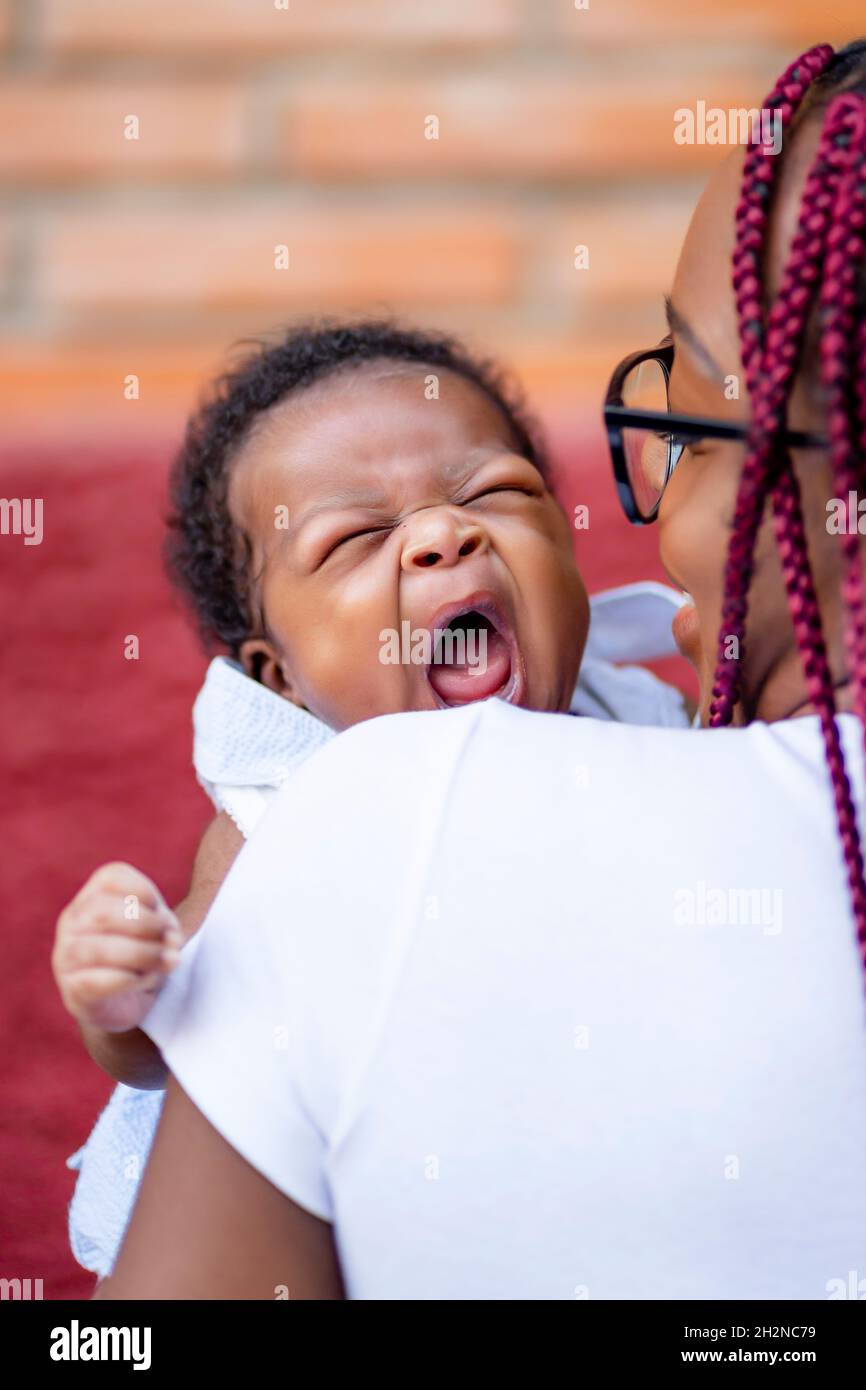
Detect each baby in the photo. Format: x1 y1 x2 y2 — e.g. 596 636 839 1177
53 319 689 1278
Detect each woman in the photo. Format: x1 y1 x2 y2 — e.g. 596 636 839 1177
98 41 866 1299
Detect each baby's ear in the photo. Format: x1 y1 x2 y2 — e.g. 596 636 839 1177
238 638 304 707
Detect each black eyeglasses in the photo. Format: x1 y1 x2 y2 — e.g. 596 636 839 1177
604 339 828 524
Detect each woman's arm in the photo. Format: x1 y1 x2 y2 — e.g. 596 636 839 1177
93 1073 344 1300
74 813 245 1089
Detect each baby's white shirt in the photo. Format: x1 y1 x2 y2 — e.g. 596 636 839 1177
193 581 691 838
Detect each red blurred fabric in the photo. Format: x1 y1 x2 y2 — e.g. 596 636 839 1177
0 426 688 1298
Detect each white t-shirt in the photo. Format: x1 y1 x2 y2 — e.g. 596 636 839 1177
143 700 866 1300
66 581 690 1281
193 581 691 837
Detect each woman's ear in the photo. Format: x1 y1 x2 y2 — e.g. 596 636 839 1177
238 638 304 707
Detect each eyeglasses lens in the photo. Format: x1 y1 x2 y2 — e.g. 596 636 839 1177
620 357 671 519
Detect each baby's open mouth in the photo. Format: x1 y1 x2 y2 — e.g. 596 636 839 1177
425 599 518 706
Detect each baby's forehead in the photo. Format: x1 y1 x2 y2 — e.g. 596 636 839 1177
229 360 519 526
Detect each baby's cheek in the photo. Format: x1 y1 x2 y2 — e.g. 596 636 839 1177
296 619 400 730
553 570 588 685
523 547 587 701
529 531 585 620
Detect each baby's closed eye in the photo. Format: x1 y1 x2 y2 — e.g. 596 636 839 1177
321 524 392 564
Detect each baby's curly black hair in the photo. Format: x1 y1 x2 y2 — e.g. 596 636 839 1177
166 318 547 656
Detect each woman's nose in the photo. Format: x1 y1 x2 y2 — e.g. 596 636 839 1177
400 510 488 572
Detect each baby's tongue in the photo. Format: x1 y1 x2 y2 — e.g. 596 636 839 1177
427 626 511 705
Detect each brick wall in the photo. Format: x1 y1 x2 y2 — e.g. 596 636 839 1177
0 0 863 444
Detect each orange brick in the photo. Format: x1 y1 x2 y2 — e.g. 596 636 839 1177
0 340 216 445
0 215 10 280
0 219 12 293
36 207 520 312
40 0 519 56
0 81 247 182
0 335 631 447
555 0 866 45
537 199 694 310
0 0 13 53
487 331 648 415
279 74 781 180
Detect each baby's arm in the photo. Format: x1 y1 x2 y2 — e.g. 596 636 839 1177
53 813 244 1090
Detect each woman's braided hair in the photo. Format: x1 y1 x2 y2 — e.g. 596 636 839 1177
708 41 866 961
166 319 546 655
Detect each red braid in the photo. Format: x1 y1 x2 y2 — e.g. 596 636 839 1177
819 100 866 730
769 470 866 954
709 47 866 966
710 44 834 725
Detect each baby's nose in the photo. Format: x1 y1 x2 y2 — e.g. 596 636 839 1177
400 511 488 572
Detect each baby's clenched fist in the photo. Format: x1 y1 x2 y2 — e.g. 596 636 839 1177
52 862 183 1034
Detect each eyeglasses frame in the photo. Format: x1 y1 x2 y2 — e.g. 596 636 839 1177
604 340 828 524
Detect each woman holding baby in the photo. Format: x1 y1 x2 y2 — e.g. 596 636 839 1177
80 40 866 1298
